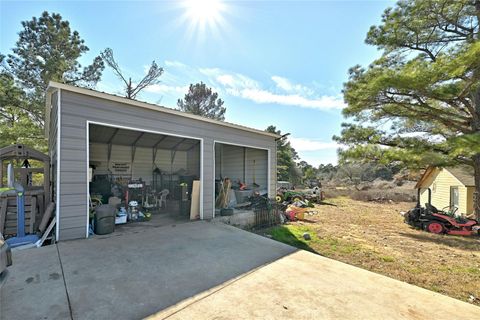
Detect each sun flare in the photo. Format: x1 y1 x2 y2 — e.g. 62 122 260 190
180 0 228 37
184 0 225 25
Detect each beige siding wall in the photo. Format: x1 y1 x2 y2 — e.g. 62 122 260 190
466 187 475 215
214 144 268 191
245 148 268 191
419 168 470 216
89 143 190 183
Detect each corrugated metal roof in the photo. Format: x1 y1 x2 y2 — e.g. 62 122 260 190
89 124 198 151
46 81 280 139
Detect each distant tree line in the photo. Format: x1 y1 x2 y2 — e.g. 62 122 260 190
263 125 403 188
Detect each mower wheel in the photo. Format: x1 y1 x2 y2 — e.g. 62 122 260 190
425 221 445 234
275 194 284 203
292 195 304 203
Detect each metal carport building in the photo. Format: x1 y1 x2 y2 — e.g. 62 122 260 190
45 82 278 241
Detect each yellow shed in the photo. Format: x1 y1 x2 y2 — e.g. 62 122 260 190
415 166 475 216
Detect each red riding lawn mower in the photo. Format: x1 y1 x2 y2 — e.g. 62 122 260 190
404 188 480 236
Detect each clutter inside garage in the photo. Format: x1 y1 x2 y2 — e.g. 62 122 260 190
88 124 201 235
214 143 270 217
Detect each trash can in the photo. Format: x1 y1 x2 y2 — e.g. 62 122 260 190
180 200 191 217
179 184 190 217
94 205 115 235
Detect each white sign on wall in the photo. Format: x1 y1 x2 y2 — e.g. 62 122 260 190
109 161 132 175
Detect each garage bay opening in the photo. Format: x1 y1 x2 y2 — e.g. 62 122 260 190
215 142 275 226
88 124 201 234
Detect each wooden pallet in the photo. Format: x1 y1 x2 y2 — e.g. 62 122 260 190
0 192 43 236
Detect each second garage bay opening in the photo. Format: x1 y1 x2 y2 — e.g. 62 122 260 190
88 123 201 230
214 142 269 217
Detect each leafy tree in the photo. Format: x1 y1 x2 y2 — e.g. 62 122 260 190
317 163 338 181
298 160 319 184
303 166 317 180
336 163 365 190
334 0 480 218
3 11 104 149
101 48 163 99
266 125 301 184
177 82 226 120
297 160 310 170
0 69 45 151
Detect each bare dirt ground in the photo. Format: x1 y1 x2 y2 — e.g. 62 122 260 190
264 197 480 305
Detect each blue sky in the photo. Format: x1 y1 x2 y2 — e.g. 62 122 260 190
0 0 391 166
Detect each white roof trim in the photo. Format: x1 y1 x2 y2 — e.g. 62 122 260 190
46 81 280 139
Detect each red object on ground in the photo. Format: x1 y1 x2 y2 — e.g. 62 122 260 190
427 222 444 234
286 210 296 221
431 213 477 236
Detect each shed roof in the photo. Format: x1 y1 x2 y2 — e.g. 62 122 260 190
415 166 475 188
447 166 474 187
46 81 280 139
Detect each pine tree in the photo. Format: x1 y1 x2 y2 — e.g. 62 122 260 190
334 0 480 218
177 82 226 120
6 11 104 129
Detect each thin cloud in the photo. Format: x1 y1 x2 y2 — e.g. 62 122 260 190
231 88 345 110
164 60 187 68
147 61 345 110
271 75 314 96
289 137 339 151
144 84 189 95
198 68 260 89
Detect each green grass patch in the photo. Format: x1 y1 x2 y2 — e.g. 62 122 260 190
265 224 364 256
267 225 318 252
427 285 442 293
438 266 480 275
405 265 424 274
379 255 395 263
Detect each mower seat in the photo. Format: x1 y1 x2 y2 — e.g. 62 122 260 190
425 203 440 213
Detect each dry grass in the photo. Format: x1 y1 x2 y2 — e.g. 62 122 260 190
263 197 480 305
323 181 417 203
350 189 416 202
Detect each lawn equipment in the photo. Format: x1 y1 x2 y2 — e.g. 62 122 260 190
275 190 305 203
404 188 480 236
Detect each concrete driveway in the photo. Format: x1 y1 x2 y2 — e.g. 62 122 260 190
1 221 479 320
1 221 295 320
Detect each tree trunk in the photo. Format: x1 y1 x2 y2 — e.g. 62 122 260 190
471 0 480 218
474 154 480 221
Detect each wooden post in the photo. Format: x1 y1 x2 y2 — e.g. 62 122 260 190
190 180 200 220
44 159 50 211
0 197 7 233
29 196 37 234
0 160 3 187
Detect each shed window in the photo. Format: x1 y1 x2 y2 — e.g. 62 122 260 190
450 186 459 209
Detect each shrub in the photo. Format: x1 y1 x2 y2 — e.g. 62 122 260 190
350 189 416 202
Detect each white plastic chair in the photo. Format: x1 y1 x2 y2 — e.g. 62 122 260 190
157 189 169 208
